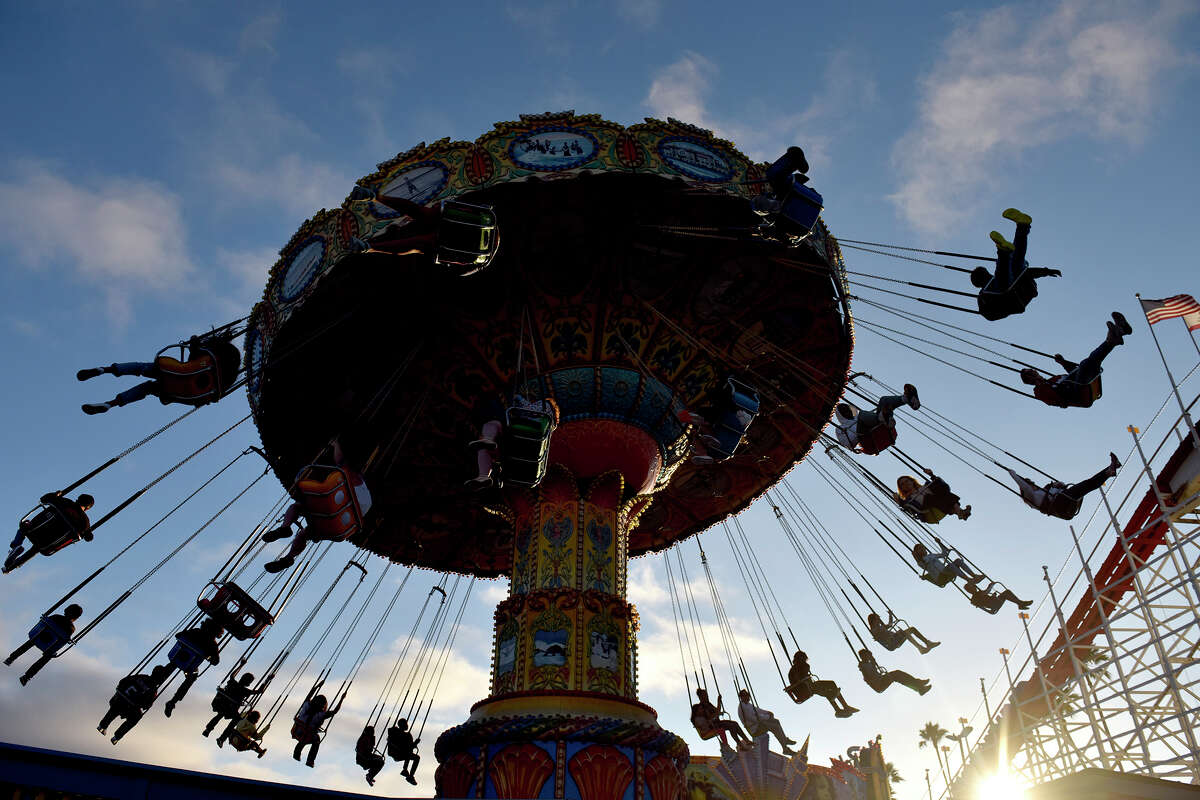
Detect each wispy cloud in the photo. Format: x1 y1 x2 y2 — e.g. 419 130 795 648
505 0 578 57
0 162 193 326
644 49 877 164
627 559 668 606
215 155 351 217
238 8 283 57
7 317 41 338
481 579 510 605
616 0 664 31
645 51 718 130
889 0 1198 233
636 608 771 697
217 245 277 306
169 48 235 97
335 47 412 155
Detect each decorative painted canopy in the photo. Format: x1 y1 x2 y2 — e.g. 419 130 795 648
246 112 853 577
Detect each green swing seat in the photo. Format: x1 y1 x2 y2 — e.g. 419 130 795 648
436 200 499 275
503 407 555 488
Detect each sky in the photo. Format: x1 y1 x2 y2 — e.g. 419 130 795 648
1 1 1199 798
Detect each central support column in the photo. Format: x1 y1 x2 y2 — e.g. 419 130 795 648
493 466 635 698
435 462 688 799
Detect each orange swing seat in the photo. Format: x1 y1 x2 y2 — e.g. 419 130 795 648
294 465 364 541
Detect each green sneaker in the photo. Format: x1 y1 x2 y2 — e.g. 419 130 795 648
1002 208 1032 226
989 231 1013 251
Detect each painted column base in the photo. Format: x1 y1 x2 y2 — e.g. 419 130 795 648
434 693 689 799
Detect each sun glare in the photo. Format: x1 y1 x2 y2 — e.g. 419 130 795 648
977 771 1028 800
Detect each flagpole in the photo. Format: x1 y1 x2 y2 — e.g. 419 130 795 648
1137 293 1200 448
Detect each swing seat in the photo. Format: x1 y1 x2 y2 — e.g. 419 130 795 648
1055 375 1103 408
435 200 499 276
855 422 897 456
294 465 364 541
709 378 760 460
872 620 909 651
874 631 905 652
20 505 84 554
197 582 273 640
388 741 418 761
114 680 155 712
1042 489 1083 520
777 178 823 233
291 717 321 742
27 615 72 655
690 712 723 741
974 598 1004 616
229 730 258 752
784 683 814 704
925 571 955 588
154 346 220 406
863 674 889 694
979 267 1037 320
211 686 241 716
503 407 555 488
168 637 206 674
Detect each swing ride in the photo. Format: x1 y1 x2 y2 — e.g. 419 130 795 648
237 111 851 798
7 108 1174 800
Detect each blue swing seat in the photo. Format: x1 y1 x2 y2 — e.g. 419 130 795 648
168 637 206 674
27 615 72 655
777 177 823 233
709 378 761 460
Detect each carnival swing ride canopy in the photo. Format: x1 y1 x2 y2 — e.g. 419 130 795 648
245 111 853 576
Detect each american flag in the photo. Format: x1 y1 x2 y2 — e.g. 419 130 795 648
1140 295 1200 331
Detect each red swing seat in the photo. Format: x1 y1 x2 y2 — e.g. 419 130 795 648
856 423 897 455
153 343 225 406
294 465 364 541
197 582 273 640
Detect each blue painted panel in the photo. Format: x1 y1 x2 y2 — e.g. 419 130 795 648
549 367 596 419
596 367 642 419
631 378 673 432
508 127 600 172
657 137 734 181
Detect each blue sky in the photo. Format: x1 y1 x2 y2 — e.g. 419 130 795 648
1 1 1198 797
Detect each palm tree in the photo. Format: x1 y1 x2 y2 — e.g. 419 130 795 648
1056 647 1112 717
917 721 950 786
885 761 903 788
